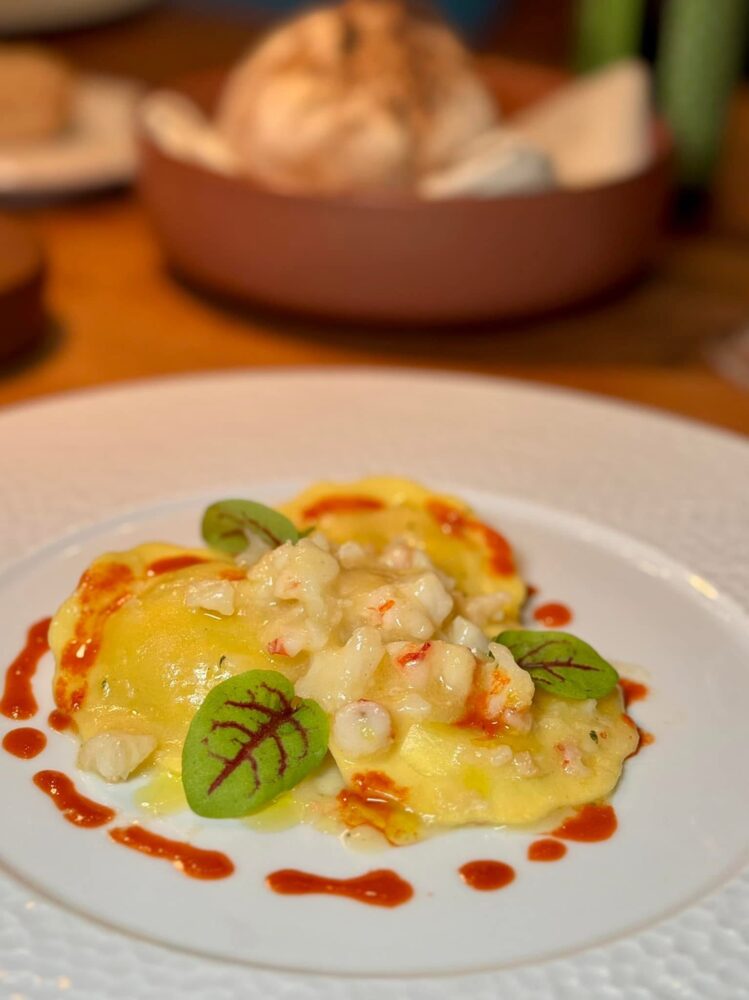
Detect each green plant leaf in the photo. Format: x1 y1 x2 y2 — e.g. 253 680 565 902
201 499 301 554
182 670 329 818
493 630 619 700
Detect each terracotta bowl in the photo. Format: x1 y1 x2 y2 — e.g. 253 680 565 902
138 60 673 324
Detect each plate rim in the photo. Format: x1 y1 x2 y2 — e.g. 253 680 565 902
1 364 747 451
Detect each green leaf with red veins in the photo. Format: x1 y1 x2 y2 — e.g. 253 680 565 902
493 630 619 700
182 670 329 818
201 499 301 555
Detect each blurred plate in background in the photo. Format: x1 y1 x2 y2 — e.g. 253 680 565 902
0 76 141 199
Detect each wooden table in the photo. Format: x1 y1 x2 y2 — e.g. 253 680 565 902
1 2 749 436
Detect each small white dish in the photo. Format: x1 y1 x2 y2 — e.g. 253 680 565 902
0 74 141 198
0 370 747 998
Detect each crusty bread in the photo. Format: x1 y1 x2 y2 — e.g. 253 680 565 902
0 45 74 144
216 0 498 194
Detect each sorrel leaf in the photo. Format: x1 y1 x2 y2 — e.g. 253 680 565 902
182 670 329 818
494 630 619 700
202 499 301 555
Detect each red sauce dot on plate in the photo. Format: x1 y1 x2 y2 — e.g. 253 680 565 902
619 678 649 707
3 726 46 759
459 860 515 891
551 804 617 842
533 602 573 628
528 838 567 862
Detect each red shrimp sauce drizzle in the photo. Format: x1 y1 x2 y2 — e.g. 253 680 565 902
266 868 413 907
109 825 234 880
427 500 515 576
146 555 208 576
1 617 52 720
56 562 134 713
302 496 385 520
48 709 73 732
619 678 649 707
33 770 115 828
551 803 617 842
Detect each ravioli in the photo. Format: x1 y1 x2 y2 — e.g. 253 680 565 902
281 477 526 615
49 477 638 837
49 543 274 770
331 691 636 827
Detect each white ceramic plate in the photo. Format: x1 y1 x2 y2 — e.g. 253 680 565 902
0 0 156 34
0 370 748 999
0 75 141 198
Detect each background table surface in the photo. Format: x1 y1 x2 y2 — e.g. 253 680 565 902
1 0 749 436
